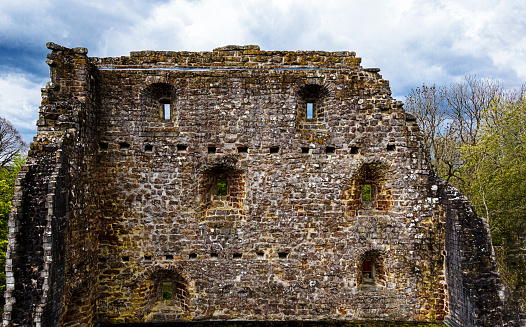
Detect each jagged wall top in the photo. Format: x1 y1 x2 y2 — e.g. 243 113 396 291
48 43 365 70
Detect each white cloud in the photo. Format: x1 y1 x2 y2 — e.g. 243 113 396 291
0 73 43 143
2 0 526 124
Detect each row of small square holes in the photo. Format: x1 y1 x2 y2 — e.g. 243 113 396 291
101 143 396 153
110 252 290 262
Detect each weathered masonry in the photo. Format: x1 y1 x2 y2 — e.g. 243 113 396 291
3 43 523 327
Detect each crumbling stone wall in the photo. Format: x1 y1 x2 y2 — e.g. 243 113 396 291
3 44 520 327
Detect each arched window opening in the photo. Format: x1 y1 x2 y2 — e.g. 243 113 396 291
144 269 188 313
359 251 386 288
297 84 329 123
200 164 244 212
344 162 391 214
141 82 176 123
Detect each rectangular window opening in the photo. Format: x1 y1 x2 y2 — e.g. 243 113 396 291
307 102 314 119
145 144 153 152
122 256 130 262
99 142 109 151
144 255 152 261
217 178 227 196
233 253 242 259
162 281 173 301
177 144 187 152
189 253 197 260
362 184 372 202
362 260 373 279
350 146 359 154
325 146 335 154
163 103 171 120
211 253 218 260
387 144 395 151
208 146 217 154
165 254 173 261
237 146 248 153
257 252 264 259
301 147 309 154
270 146 279 154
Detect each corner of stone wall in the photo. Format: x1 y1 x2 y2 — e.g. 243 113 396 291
3 43 99 327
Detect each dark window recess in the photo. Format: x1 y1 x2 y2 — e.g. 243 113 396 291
278 252 289 259
122 256 130 262
119 142 130 150
307 102 314 119
145 144 153 152
162 281 173 300
99 142 109 151
362 260 373 279
257 252 264 258
98 257 106 263
387 144 395 151
301 147 310 154
189 253 197 260
326 146 335 154
270 146 279 154
217 178 227 196
177 144 187 151
208 146 217 154
144 255 152 261
362 184 372 202
210 253 218 259
350 146 359 154
165 254 173 260
233 253 242 259
237 146 248 153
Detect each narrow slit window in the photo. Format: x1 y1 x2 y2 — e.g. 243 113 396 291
162 281 173 300
163 103 171 120
362 184 372 202
307 102 314 119
217 178 227 196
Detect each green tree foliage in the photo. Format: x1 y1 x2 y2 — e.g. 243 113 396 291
0 156 24 310
461 97 526 245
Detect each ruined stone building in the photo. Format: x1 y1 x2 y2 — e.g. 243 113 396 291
3 43 523 326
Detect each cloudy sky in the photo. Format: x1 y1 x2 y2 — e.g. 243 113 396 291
1 0 525 144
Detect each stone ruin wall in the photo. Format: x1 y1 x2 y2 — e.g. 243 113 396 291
3 43 522 327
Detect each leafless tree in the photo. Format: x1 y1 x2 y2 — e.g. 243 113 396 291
0 117 27 168
405 76 505 188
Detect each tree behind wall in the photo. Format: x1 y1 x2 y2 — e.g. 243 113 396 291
406 78 526 312
0 117 26 168
0 117 26 314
